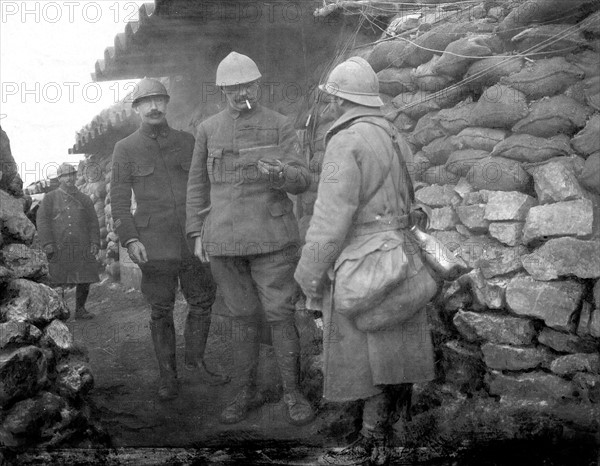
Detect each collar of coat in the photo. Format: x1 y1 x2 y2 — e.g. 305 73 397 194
140 121 171 139
325 106 385 145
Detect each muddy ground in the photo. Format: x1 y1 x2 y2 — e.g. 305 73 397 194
61 275 340 449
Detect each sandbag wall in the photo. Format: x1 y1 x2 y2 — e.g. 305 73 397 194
0 130 99 449
359 0 600 408
76 155 119 281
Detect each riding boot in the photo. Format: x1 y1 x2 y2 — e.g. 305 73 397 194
271 322 315 426
150 316 178 400
183 308 229 385
219 320 265 424
75 283 93 319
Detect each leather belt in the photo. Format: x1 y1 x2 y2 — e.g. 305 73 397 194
351 215 410 237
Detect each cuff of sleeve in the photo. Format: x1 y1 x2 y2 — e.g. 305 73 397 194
124 238 138 246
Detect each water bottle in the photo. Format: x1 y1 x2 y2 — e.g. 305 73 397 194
409 225 470 281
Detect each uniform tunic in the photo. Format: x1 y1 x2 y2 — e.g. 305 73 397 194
36 186 100 284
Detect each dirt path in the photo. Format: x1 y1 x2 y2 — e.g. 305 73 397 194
62 276 334 450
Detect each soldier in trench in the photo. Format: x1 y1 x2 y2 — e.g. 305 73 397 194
36 163 100 320
110 78 229 401
186 52 315 426
295 58 436 466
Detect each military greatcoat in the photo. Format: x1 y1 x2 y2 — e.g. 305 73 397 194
36 186 100 284
295 106 435 402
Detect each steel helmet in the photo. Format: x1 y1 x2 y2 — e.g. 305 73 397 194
57 163 77 177
319 57 383 107
129 78 170 106
216 52 262 87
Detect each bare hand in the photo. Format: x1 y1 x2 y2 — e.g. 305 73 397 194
257 159 284 182
90 243 99 256
194 236 210 263
43 243 56 260
127 240 148 265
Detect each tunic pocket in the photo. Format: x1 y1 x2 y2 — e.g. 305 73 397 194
207 149 223 183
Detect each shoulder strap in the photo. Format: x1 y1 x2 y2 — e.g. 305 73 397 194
351 117 415 207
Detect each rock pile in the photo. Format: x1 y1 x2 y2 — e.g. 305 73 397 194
0 130 99 449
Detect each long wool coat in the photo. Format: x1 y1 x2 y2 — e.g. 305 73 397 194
36 185 100 284
295 106 435 402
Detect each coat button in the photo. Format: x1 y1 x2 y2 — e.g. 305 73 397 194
375 215 381 220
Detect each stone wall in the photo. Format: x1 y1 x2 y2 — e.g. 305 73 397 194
347 0 599 453
0 130 99 450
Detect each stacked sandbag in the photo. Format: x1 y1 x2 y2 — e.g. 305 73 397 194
358 0 600 410
78 155 118 280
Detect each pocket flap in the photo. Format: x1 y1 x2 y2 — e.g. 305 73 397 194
133 164 154 176
239 145 282 161
209 148 224 158
134 212 151 227
334 231 404 271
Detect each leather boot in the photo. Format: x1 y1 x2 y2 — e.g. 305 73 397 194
183 309 230 385
219 321 266 424
150 318 178 401
75 284 93 319
272 322 315 426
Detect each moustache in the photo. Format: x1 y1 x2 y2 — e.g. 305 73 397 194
145 111 164 118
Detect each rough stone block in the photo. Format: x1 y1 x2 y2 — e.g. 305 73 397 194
481 343 553 371
550 353 600 377
486 371 576 401
415 184 462 207
1 279 69 325
483 191 537 221
489 222 524 246
506 276 584 331
521 238 600 280
537 327 598 354
522 199 593 243
1 391 64 436
477 243 526 278
0 244 48 279
56 360 94 398
429 206 460 230
462 191 484 205
441 340 485 393
531 160 586 204
0 189 36 244
0 346 47 408
456 204 490 232
577 301 594 338
573 373 600 403
0 322 41 349
458 269 507 311
42 320 74 351
453 310 537 345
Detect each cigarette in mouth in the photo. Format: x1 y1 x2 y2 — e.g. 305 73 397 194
245 99 252 110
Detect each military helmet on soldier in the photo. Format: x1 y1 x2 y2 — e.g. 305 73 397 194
129 78 170 106
216 52 262 87
319 57 383 108
56 163 77 178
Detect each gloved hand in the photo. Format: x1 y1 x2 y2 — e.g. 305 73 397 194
89 243 99 256
194 236 210 263
43 243 56 260
126 240 148 265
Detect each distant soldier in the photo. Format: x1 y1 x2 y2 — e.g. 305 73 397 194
111 78 228 401
186 52 315 426
37 163 100 320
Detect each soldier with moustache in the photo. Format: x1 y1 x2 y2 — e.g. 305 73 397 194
186 52 315 426
111 78 229 401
